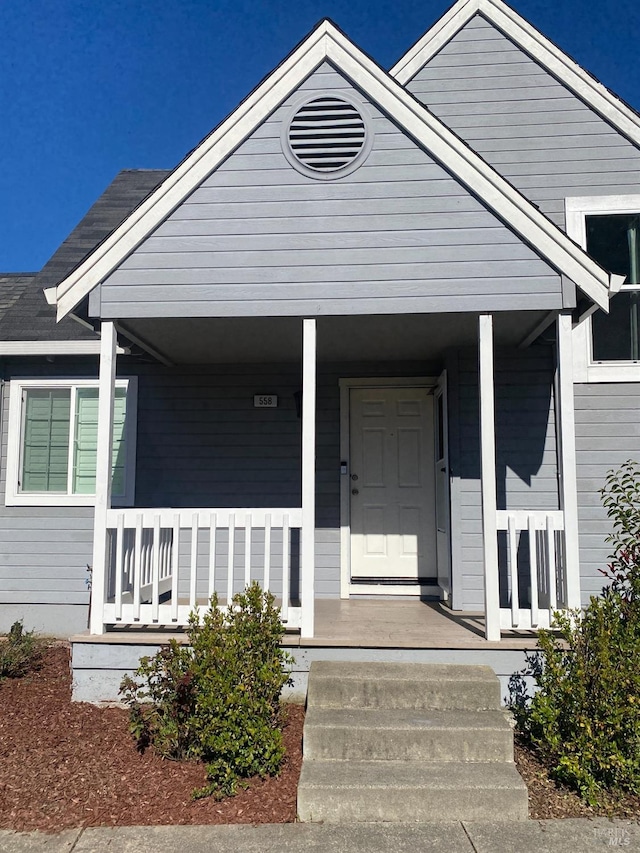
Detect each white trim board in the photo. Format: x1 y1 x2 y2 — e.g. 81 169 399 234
50 20 615 318
555 312 581 610
391 0 640 151
0 341 128 356
338 376 438 599
567 194 640 383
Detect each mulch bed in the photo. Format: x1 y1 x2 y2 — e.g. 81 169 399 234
0 644 303 832
5 644 640 832
514 735 640 820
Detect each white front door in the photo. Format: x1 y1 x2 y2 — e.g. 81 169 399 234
349 386 436 581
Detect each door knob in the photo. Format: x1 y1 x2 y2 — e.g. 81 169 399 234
351 474 358 480
351 488 359 495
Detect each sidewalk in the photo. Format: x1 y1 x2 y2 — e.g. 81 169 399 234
1 820 639 853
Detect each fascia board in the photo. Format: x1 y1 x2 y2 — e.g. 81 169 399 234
391 0 480 83
55 17 611 318
391 0 640 150
0 341 128 355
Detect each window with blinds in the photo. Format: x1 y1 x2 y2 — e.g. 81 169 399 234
72 388 127 495
18 384 130 498
21 389 70 492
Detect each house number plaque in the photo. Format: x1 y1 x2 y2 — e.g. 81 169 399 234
254 395 278 408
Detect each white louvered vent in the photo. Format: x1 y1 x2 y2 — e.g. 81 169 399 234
288 97 367 173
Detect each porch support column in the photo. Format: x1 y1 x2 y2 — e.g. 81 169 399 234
556 311 581 609
301 318 316 637
479 314 501 641
89 321 117 635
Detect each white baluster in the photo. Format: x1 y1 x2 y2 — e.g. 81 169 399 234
171 513 180 622
528 514 539 628
281 513 290 622
133 513 142 622
547 515 557 610
152 514 161 622
264 513 272 592
190 512 199 608
508 513 519 628
208 512 217 603
227 513 236 604
114 513 125 621
244 513 252 589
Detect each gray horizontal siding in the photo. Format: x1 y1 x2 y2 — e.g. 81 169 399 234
447 345 559 611
0 361 96 610
139 357 437 599
0 348 568 617
407 15 640 228
1 356 439 613
575 383 640 603
98 62 562 319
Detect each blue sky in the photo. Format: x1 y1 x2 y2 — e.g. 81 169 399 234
1 0 639 272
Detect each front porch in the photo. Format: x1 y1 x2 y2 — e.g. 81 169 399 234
71 598 539 703
88 310 581 644
99 505 571 636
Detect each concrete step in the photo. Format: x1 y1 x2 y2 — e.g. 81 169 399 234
297 760 528 823
307 661 502 711
303 707 515 762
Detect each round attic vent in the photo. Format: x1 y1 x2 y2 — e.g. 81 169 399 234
285 95 370 178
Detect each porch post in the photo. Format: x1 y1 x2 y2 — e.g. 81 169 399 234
478 314 501 641
556 311 581 609
89 321 117 635
301 318 316 637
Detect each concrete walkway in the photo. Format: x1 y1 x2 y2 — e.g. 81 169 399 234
1 820 638 853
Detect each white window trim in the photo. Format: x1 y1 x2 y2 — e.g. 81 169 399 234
567 195 640 383
5 377 137 507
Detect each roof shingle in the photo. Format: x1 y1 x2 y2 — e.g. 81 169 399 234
0 169 168 342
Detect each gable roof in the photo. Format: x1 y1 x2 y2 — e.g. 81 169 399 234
0 171 167 350
390 0 640 149
38 169 169 295
0 274 33 323
49 19 618 319
0 272 96 343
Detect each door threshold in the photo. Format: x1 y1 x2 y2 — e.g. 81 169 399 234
347 581 442 598
351 576 438 586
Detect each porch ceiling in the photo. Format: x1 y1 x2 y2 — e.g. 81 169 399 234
118 311 552 364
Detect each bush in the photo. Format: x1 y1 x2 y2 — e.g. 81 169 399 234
120 582 294 799
513 460 640 804
0 621 45 680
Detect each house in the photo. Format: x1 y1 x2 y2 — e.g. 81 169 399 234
2 0 640 701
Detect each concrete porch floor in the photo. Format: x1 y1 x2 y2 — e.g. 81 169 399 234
75 599 539 651
306 599 538 651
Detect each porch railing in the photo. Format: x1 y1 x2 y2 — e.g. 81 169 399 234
101 507 303 629
496 509 566 631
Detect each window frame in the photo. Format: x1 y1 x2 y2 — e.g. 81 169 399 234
5 377 137 507
567 194 640 383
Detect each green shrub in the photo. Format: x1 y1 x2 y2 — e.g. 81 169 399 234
0 621 45 680
120 582 294 799
513 460 640 804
